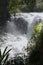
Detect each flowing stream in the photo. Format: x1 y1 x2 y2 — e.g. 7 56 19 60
0 12 43 57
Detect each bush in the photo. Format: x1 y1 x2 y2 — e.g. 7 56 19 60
26 22 43 65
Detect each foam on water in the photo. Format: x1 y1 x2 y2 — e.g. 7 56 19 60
0 33 28 57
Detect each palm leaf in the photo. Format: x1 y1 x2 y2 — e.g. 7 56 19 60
0 46 12 65
1 48 11 63
0 49 1 57
3 46 8 55
4 53 9 64
0 49 1 65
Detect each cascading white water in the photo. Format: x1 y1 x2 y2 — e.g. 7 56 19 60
0 12 43 57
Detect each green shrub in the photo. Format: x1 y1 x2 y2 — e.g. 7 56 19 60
26 22 43 65
29 22 43 65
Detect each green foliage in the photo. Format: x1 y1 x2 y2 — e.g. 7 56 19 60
8 0 22 13
31 22 43 45
0 46 11 65
6 56 24 65
25 22 43 65
36 2 43 11
8 0 36 13
36 2 43 9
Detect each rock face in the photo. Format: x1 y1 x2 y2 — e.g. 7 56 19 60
14 18 28 34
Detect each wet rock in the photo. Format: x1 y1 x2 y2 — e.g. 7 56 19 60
14 17 28 34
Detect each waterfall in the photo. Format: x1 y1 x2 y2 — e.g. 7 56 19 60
0 12 43 57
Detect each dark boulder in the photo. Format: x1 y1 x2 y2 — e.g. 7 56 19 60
14 17 28 34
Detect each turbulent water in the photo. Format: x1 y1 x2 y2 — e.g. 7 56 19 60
0 12 43 57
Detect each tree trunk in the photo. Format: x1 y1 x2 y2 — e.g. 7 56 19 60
0 0 10 25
